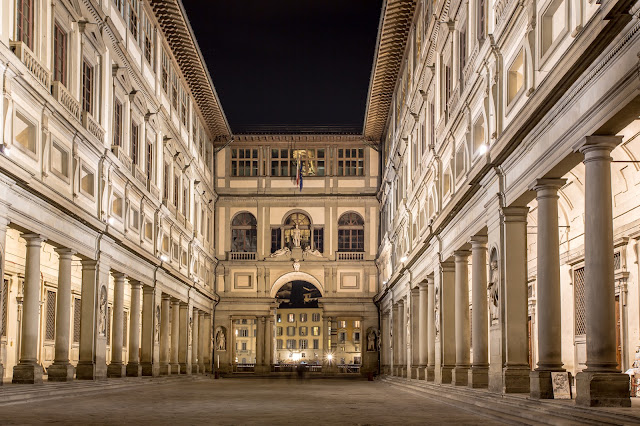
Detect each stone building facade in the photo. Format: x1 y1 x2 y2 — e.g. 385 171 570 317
375 0 640 408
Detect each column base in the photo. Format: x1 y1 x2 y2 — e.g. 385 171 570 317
426 366 435 381
12 363 43 384
159 363 171 375
204 362 212 373
417 366 426 380
126 363 142 377
530 370 569 399
401 366 407 378
382 365 390 375
169 363 181 374
255 365 270 374
0 364 3 385
107 363 126 378
410 366 418 379
76 361 106 380
502 366 530 394
179 363 189 374
576 371 631 407
198 363 206 374
141 362 158 377
438 366 453 384
191 364 200 374
47 363 75 382
452 366 469 386
468 366 489 388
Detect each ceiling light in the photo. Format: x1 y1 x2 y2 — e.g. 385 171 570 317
160 254 169 262
478 144 488 155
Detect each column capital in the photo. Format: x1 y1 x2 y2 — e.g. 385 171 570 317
80 259 99 269
22 233 46 244
454 250 471 260
171 298 181 305
54 248 76 258
529 178 567 193
418 279 429 289
573 135 622 154
129 279 143 289
411 286 420 296
500 206 530 221
179 301 188 307
162 293 172 301
440 260 455 272
426 275 435 285
398 298 405 307
470 235 488 247
112 271 126 280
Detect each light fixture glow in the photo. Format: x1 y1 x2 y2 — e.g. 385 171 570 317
291 352 302 362
107 217 115 226
3 146 11 156
327 354 333 361
400 256 408 263
160 254 169 262
478 144 488 155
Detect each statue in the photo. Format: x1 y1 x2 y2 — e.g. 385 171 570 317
154 305 161 342
434 284 440 337
304 246 323 257
215 327 226 351
367 329 377 352
188 316 193 342
98 286 107 336
292 224 301 248
488 258 500 322
269 246 291 258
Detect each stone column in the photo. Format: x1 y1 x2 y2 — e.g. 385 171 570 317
178 302 190 374
0 216 7 384
264 316 272 369
418 281 428 380
469 236 489 388
410 288 420 379
392 304 399 375
48 248 76 381
198 311 206 373
530 179 566 398
204 314 212 373
13 234 45 384
381 310 390 374
108 272 126 378
141 286 158 376
500 206 531 393
170 299 180 374
256 316 266 373
575 136 630 407
159 294 171 375
438 261 455 384
191 309 199 374
398 299 406 377
426 275 436 381
453 250 471 386
126 280 142 377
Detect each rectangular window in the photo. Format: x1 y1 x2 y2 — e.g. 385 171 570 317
130 122 139 165
337 148 364 176
292 149 324 177
182 182 189 216
82 59 93 115
180 86 188 127
270 228 282 254
271 149 291 177
277 326 283 336
277 339 283 349
141 9 153 65
161 49 170 93
128 0 138 40
338 229 364 252
354 320 361 328
286 326 295 336
300 313 307 322
311 313 320 322
459 28 467 86
73 298 82 343
313 339 319 349
146 140 153 181
300 339 308 350
313 228 324 252
241 342 247 351
311 326 320 336
53 23 67 85
45 290 56 341
288 313 295 323
171 71 178 110
299 326 308 336
16 0 34 49
113 100 123 147
574 267 586 336
277 313 281 323
338 332 346 343
287 339 296 349
231 149 258 177
163 162 170 200
173 173 179 207
339 320 346 328
477 0 486 43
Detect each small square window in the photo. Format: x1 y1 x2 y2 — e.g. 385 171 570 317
51 141 70 180
14 110 37 154
80 166 95 198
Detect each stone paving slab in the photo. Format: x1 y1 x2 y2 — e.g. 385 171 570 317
0 377 507 425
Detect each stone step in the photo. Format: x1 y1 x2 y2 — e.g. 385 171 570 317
382 377 640 426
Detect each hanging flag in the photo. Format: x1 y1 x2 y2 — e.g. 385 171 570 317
296 159 303 191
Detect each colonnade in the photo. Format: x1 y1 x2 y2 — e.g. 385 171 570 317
382 136 631 407
0 225 214 384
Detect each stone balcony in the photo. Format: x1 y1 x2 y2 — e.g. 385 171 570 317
10 41 50 89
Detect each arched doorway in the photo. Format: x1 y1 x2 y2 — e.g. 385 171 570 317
273 281 324 370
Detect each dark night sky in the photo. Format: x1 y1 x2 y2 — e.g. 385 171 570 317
182 0 383 133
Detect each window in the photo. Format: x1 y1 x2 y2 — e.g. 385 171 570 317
354 331 361 342
45 290 56 341
443 169 451 196
239 329 248 337
80 166 95 197
292 149 325 176
311 313 320 322
311 326 320 336
161 49 170 93
338 332 346 343
338 212 365 252
231 149 258 177
299 326 308 336
286 339 296 349
444 63 452 118
231 212 257 252
141 9 153 65
131 122 139 165
73 298 81 343
313 228 324 252
541 0 568 57
16 0 34 49
459 26 467 87
473 116 485 155
182 181 189 217
507 50 525 105
354 320 361 328
180 86 188 126
574 266 586 336
171 71 178 110
277 326 283 336
271 149 291 176
82 59 93 115
1 280 8 337
241 342 247 351
127 0 139 40
288 313 295 323
130 207 139 230
51 141 70 179
339 320 347 328
112 194 123 219
146 140 153 181
163 162 170 200
277 339 283 349
53 23 67 85
270 228 282 253
477 0 486 43
123 313 128 347
300 339 308 350
277 314 281 323
455 146 465 179
300 313 307 322
173 172 179 207
313 339 319 349
113 101 123 147
14 110 36 154
337 148 364 176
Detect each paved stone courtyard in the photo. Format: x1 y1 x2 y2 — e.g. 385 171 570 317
0 377 503 425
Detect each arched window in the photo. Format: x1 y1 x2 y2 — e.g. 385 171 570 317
284 212 311 249
338 212 364 252
231 212 257 252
